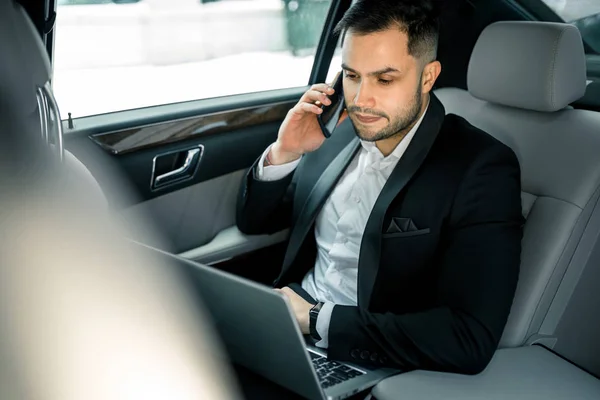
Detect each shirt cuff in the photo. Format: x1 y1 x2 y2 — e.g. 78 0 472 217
314 302 335 349
255 143 301 181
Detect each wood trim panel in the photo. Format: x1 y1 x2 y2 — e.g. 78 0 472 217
89 100 295 155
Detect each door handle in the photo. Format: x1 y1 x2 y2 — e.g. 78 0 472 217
151 145 203 191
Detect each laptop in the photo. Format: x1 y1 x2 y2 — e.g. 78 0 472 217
143 243 399 400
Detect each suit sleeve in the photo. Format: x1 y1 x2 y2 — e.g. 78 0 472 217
327 144 524 375
236 145 300 235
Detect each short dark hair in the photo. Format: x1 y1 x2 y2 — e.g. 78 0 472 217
333 0 440 63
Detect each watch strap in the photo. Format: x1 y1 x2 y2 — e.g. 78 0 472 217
309 302 324 341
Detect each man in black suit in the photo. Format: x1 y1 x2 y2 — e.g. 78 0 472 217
237 0 523 375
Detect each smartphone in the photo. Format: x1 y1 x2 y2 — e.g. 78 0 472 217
317 71 345 138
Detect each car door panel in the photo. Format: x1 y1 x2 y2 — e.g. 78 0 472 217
62 90 302 258
54 0 350 274
87 100 296 156
119 168 289 260
178 225 290 265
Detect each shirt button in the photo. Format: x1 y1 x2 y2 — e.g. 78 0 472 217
354 196 361 203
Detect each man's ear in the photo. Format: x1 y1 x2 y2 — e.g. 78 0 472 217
421 60 442 94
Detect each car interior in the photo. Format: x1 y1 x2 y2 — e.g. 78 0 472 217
3 0 600 398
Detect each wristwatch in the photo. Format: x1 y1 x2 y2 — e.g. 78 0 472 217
309 302 324 341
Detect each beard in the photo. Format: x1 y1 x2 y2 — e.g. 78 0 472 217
347 81 423 143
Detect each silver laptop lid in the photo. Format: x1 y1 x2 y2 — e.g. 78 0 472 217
172 253 326 400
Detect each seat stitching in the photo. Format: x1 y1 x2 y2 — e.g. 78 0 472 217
548 27 567 111
521 193 582 211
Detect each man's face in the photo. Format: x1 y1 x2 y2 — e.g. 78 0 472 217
341 28 425 142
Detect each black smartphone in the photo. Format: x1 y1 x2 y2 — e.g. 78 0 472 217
317 71 345 138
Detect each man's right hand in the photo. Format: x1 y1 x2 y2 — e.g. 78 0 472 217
268 83 336 165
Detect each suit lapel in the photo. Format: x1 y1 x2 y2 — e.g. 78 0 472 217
358 93 446 306
278 124 360 279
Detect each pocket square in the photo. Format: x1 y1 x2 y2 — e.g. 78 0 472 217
385 217 419 234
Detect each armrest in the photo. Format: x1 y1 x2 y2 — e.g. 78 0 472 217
178 226 289 265
372 346 600 400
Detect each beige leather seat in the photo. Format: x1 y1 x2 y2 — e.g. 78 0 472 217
372 21 600 400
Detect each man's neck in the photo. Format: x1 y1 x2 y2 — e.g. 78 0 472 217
375 95 430 157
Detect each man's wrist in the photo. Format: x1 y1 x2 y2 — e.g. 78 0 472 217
268 142 302 166
263 149 275 166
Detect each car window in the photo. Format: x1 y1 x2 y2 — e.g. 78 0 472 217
541 0 600 53
53 0 333 118
58 0 113 4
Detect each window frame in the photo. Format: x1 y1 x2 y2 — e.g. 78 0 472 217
308 0 352 85
515 0 597 54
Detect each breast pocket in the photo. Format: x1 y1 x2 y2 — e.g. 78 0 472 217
382 228 431 239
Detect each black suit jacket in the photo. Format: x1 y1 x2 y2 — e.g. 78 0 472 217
236 93 523 375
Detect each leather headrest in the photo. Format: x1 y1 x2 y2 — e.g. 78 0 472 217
467 21 587 112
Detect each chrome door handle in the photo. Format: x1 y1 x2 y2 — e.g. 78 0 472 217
151 145 203 191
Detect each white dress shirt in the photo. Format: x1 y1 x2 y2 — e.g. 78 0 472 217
256 106 428 348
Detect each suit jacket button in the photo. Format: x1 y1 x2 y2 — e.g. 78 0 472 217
350 349 360 359
379 356 388 364
370 352 378 362
360 350 370 360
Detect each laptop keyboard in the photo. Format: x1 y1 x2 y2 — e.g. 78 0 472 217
310 352 365 388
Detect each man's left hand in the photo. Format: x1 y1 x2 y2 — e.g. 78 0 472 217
275 287 313 334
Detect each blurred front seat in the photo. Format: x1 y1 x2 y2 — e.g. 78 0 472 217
0 0 108 210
